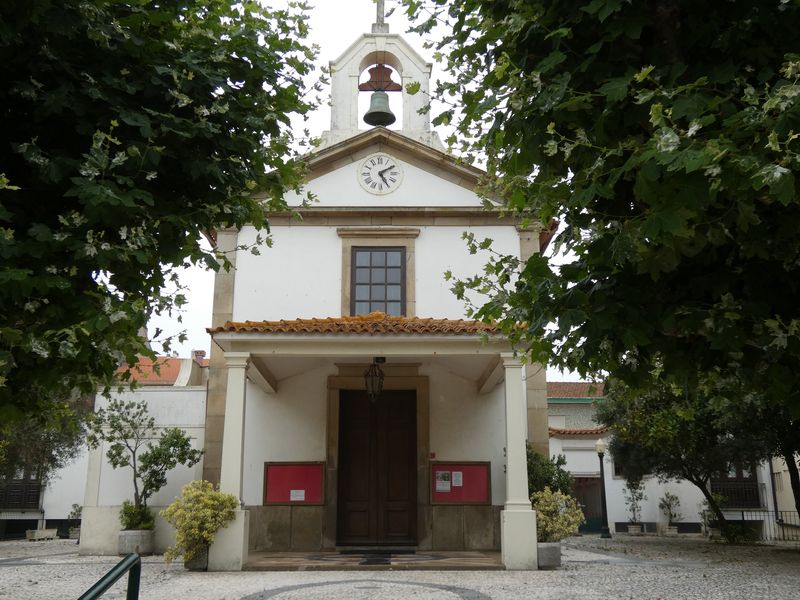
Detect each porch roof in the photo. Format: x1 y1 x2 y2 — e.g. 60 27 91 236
208 312 500 336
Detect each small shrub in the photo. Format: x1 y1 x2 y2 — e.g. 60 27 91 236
531 487 585 543
527 447 574 496
120 500 154 530
623 479 647 523
161 480 238 563
658 491 682 524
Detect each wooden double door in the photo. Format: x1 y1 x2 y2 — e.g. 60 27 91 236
337 390 417 546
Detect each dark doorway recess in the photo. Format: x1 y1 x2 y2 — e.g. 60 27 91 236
337 389 417 546
573 476 603 533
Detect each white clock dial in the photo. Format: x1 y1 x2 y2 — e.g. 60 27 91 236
358 153 403 195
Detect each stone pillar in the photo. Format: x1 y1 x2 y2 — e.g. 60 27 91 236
203 229 239 485
518 226 550 457
500 353 538 570
209 351 250 571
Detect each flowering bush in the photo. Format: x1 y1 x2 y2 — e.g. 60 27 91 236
531 487 585 543
161 480 237 563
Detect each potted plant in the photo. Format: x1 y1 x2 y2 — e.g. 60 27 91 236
68 504 82 540
658 491 682 535
531 487 585 569
161 480 238 571
623 478 646 534
88 399 203 555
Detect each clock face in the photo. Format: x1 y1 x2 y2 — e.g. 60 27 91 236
358 153 403 195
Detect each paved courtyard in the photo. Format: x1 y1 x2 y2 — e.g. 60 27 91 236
0 535 798 599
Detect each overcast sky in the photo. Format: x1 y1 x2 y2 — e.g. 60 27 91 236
147 1 576 381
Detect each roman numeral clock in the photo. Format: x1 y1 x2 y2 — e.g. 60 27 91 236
358 152 404 195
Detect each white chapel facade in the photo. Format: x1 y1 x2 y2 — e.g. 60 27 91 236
202 10 548 571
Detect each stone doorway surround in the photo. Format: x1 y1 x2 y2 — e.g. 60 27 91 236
326 363 430 549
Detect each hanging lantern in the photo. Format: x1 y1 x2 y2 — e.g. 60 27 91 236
359 64 401 127
364 357 386 401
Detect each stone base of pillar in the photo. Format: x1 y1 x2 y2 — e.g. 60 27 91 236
208 509 250 571
501 508 538 570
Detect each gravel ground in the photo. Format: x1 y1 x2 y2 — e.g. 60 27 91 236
1 535 798 600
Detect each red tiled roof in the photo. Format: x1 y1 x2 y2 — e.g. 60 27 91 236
547 381 605 398
548 426 610 437
116 357 182 386
208 312 500 336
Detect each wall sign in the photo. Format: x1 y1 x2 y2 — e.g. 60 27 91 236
430 461 491 505
264 462 325 505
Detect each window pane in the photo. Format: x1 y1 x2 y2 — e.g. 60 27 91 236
355 285 370 300
355 302 370 314
371 285 385 300
371 302 386 313
387 285 401 300
387 302 401 315
356 268 370 283
355 251 370 267
387 268 401 283
386 251 401 267
371 268 385 283
371 251 386 266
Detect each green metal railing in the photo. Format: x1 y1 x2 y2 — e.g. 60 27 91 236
78 553 141 600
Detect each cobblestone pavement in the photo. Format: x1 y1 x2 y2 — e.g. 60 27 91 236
0 535 798 599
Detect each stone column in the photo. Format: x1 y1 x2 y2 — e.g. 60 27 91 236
518 226 550 457
209 351 250 571
500 353 538 570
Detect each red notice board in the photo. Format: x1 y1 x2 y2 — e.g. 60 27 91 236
430 461 491 505
264 462 325 505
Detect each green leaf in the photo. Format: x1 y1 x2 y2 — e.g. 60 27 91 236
599 76 631 103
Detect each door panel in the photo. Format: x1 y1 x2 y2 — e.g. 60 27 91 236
338 390 416 545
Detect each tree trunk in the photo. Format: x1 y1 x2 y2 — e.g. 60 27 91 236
781 451 800 515
687 476 729 533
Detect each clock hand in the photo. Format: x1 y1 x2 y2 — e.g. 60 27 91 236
379 173 388 185
378 164 396 177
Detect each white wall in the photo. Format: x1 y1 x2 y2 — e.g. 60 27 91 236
415 226 519 318
241 366 333 505
425 363 507 505
91 388 206 507
232 224 520 322
80 386 206 555
42 449 90 520
284 156 483 208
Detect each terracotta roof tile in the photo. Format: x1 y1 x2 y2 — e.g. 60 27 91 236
548 426 610 437
208 312 500 336
547 381 605 398
116 357 182 386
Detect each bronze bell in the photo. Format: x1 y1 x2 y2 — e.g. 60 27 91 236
363 90 396 127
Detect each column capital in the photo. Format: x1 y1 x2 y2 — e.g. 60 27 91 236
500 352 524 368
224 352 251 369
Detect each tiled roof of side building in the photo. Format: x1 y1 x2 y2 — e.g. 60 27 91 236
208 312 501 336
546 381 605 399
548 426 610 437
115 357 183 386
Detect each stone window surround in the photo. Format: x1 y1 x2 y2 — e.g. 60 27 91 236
338 227 419 317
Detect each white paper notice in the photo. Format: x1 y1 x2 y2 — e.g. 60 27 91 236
435 471 451 493
289 489 305 502
452 471 463 487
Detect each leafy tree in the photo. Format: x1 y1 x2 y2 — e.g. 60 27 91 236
0 0 317 422
595 375 772 537
87 398 203 529
404 2 800 416
527 446 573 496
0 399 88 482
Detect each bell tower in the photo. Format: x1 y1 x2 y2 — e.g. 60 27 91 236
318 1 444 150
